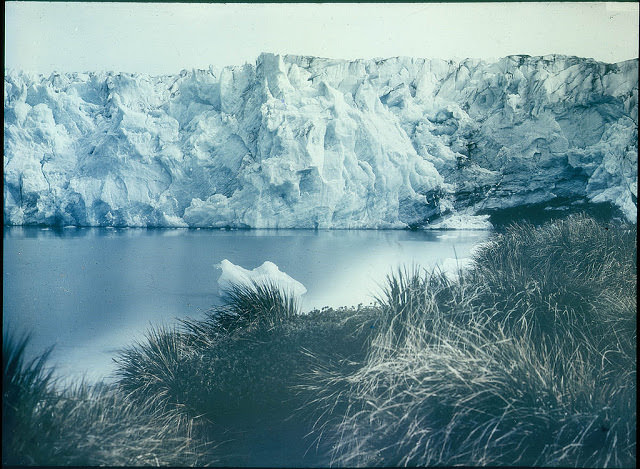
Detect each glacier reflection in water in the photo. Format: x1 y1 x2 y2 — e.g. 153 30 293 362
3 226 489 382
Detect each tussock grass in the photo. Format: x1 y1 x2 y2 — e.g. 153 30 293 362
180 280 301 338
471 215 636 332
2 333 210 466
218 280 301 329
3 333 54 465
114 281 378 465
307 214 636 467
114 325 200 433
115 282 300 416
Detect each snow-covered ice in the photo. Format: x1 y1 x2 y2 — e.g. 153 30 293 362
217 259 307 297
4 53 638 228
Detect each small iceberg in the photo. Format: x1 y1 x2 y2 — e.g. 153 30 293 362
425 214 493 230
217 259 307 297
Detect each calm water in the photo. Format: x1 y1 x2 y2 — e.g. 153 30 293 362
3 226 489 382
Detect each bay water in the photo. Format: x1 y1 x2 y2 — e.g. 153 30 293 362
3 226 489 383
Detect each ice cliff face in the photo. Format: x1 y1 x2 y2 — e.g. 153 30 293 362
4 53 638 228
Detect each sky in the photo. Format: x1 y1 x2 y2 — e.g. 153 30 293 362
4 2 639 75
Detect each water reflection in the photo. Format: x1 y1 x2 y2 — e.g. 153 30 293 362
3 226 490 382
3 225 207 239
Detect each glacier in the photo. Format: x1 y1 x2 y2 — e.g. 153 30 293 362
4 53 638 228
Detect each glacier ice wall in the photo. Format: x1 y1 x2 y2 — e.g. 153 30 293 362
4 53 638 228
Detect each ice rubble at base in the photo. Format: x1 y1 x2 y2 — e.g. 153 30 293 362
424 213 493 230
4 53 638 228
217 259 307 297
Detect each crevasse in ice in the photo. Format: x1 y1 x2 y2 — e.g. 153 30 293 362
4 53 638 228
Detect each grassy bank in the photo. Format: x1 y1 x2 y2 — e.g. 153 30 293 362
2 334 212 466
3 214 636 466
310 215 636 467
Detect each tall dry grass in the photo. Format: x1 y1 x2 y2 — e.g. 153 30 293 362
114 281 378 465
306 214 636 467
2 333 211 466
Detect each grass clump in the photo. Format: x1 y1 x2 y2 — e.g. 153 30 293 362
471 215 636 336
115 282 305 418
3 333 54 465
2 332 210 466
216 280 301 330
309 214 636 467
114 325 201 434
114 281 378 466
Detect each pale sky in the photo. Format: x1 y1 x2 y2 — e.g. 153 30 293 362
4 2 639 75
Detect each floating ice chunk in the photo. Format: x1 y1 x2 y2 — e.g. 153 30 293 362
435 233 460 240
217 259 307 296
426 214 493 230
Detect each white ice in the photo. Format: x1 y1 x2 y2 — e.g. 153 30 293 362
217 259 307 297
426 214 493 230
4 54 638 228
